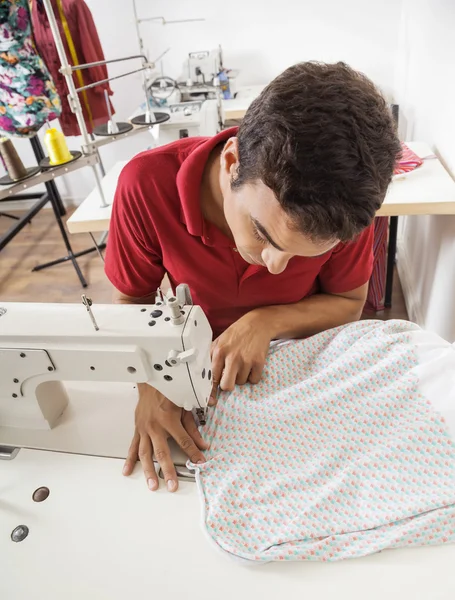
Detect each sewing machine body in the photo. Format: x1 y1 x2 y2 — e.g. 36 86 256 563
0 298 212 437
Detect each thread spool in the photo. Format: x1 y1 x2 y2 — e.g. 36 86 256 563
43 128 73 166
0 137 28 181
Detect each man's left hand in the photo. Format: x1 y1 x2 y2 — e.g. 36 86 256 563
210 310 273 405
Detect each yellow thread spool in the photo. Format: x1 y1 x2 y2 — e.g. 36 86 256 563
44 128 72 166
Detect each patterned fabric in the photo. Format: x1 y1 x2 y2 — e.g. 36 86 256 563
0 0 61 137
394 142 423 175
190 320 455 562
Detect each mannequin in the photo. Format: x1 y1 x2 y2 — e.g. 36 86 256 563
0 0 62 137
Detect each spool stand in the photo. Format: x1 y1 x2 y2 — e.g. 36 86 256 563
29 137 106 286
0 211 20 221
0 137 104 287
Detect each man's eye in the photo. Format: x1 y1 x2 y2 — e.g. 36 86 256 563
253 227 267 245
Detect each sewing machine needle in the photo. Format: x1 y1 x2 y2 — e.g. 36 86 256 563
81 295 99 331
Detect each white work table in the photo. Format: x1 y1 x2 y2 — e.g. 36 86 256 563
3 447 454 600
380 142 455 216
67 160 126 234
2 381 455 599
66 141 455 235
222 84 266 120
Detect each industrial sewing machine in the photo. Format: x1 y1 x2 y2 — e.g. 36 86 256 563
0 285 212 457
133 46 237 146
2 287 455 600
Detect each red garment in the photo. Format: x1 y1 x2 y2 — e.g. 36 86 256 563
105 128 374 339
365 216 389 312
30 0 113 136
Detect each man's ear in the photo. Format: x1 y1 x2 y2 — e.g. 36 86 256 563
220 137 239 179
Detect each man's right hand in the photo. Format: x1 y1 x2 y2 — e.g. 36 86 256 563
123 383 208 492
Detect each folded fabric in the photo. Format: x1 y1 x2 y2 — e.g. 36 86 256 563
394 142 423 175
189 320 455 562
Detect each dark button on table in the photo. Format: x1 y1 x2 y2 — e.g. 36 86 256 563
151 310 163 318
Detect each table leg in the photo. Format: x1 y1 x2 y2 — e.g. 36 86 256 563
0 212 20 221
0 195 50 251
385 216 398 309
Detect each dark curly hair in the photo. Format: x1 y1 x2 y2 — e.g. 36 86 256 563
232 62 401 243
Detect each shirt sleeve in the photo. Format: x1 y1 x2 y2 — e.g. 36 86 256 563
104 161 165 298
318 224 374 294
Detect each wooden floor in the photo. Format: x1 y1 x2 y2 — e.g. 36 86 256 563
1 206 113 304
0 207 408 321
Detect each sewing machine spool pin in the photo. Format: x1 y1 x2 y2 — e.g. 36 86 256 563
167 297 184 325
175 283 193 307
81 295 99 331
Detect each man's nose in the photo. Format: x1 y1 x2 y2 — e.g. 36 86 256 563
261 248 291 275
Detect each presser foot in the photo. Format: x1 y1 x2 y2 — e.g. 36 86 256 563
196 407 208 426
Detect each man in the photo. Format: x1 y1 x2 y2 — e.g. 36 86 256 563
105 62 401 493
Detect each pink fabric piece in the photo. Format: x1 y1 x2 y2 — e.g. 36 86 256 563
395 142 423 175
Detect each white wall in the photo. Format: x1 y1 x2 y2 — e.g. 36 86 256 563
3 0 401 206
130 0 400 91
394 0 455 341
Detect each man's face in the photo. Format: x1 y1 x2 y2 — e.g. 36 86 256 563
219 138 338 275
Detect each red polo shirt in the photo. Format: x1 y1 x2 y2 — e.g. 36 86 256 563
105 128 374 338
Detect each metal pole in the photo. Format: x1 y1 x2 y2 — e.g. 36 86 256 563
153 47 171 65
70 54 148 72
132 0 153 122
42 0 107 208
75 66 149 93
91 164 108 209
138 16 205 25
42 0 91 152
132 0 145 56
142 68 154 124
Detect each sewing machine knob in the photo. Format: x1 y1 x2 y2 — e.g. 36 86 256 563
167 348 198 365
11 525 29 543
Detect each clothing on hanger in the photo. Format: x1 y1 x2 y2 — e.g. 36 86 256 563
0 0 62 137
30 0 114 137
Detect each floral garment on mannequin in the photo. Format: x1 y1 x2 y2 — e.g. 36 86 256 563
0 0 61 137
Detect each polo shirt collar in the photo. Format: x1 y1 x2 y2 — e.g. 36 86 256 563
177 127 238 241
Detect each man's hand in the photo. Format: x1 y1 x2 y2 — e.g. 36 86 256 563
210 310 273 404
123 383 209 492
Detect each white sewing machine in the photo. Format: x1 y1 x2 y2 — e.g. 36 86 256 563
0 286 211 455
1 290 455 600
